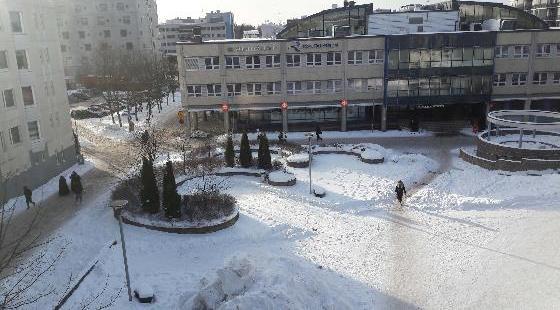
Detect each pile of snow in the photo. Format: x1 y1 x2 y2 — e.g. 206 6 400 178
287 153 309 164
312 185 326 198
268 171 296 183
179 255 353 309
134 283 154 299
361 149 384 161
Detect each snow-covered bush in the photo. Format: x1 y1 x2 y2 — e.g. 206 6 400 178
190 130 209 139
268 171 296 186
286 153 310 168
313 185 326 198
360 149 384 164
184 191 236 222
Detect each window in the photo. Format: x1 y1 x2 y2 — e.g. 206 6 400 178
3 89 15 107
185 57 200 71
557 44 560 56
27 121 40 141
186 85 202 97
9 12 23 33
204 57 219 70
98 3 108 11
409 17 423 24
348 51 363 65
97 16 106 26
61 45 67 52
103 30 111 38
245 56 260 69
116 2 125 10
15 50 28 70
206 84 221 96
553 73 560 84
123 16 131 24
226 56 241 69
495 46 509 58
533 72 547 85
536 44 551 57
369 50 384 64
126 42 133 50
120 29 127 37
9 126 21 144
513 45 529 58
266 82 281 95
265 55 280 68
493 74 506 86
511 73 527 86
22 86 34 105
306 53 322 66
326 52 342 65
348 79 364 92
0 51 7 69
78 31 85 39
327 80 342 93
85 44 92 51
227 84 241 96
306 81 321 94
286 54 301 67
367 78 383 90
287 81 302 95
247 83 262 95
0 132 6 152
79 17 88 26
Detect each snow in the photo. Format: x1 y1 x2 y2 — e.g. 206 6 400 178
4 160 94 218
76 93 181 142
312 185 326 197
360 149 384 161
216 167 265 175
220 129 432 143
286 153 309 163
16 140 560 309
180 254 353 309
135 283 155 299
268 171 296 183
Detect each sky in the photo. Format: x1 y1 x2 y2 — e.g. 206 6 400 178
156 0 507 26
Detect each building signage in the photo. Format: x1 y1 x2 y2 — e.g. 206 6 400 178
227 45 278 52
290 40 340 52
416 104 444 109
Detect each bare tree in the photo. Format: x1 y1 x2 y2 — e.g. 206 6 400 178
0 170 66 309
94 47 125 127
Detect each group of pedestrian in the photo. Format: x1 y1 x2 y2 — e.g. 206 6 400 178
23 171 84 209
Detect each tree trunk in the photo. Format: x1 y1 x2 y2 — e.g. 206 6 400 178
134 104 139 121
172 92 176 102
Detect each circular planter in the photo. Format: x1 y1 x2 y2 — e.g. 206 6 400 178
286 153 310 168
268 171 296 186
118 208 239 234
360 150 385 164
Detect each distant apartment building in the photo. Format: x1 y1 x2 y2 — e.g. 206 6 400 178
259 22 285 39
0 0 77 200
242 30 260 39
512 0 560 27
159 11 234 57
52 0 159 86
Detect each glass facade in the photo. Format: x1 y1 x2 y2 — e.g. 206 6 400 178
278 4 373 39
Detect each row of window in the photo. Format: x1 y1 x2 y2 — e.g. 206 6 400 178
62 29 132 40
387 76 492 97
186 79 384 97
186 50 384 71
1 87 35 108
493 72 560 86
495 44 560 58
0 121 41 152
387 47 494 69
0 49 30 70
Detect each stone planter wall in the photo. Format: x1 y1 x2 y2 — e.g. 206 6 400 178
118 210 239 234
268 178 296 186
460 148 560 172
477 130 560 161
361 157 384 164
286 161 309 168
312 150 385 164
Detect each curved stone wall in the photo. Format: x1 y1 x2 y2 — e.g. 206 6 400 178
477 130 560 161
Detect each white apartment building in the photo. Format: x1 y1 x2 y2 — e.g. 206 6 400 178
260 22 285 39
52 0 159 86
159 11 234 57
0 0 77 201
368 10 459 35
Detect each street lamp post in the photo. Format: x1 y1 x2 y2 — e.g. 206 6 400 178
304 132 314 194
109 200 133 302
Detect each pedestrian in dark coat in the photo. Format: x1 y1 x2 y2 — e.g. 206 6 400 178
23 186 35 209
315 125 323 142
70 171 84 204
395 180 407 205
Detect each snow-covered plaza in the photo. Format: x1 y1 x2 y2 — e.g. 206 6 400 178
19 132 560 309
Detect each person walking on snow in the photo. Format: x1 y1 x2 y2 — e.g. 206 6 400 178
395 180 407 206
23 186 35 209
70 171 83 204
315 125 323 142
